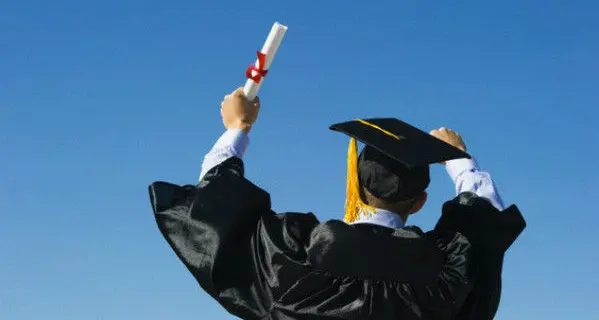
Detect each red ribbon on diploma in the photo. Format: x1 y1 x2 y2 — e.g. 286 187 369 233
246 51 269 83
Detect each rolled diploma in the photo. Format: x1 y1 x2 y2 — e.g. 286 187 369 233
243 22 288 101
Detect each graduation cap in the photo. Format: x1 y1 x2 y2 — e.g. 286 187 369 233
329 118 471 223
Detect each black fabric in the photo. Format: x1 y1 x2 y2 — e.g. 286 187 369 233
149 158 525 320
435 192 526 320
330 118 471 167
358 145 430 201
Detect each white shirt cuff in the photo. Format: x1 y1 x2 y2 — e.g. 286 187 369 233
445 157 479 183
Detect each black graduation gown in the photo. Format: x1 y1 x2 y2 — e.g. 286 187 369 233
149 157 525 320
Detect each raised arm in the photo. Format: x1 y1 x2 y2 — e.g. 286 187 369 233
430 127 525 319
430 127 505 210
445 158 505 210
150 88 311 318
198 87 260 181
199 129 249 181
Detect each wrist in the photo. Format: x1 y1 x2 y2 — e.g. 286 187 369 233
241 125 252 134
227 121 252 134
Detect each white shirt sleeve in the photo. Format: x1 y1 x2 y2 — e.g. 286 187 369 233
199 129 250 181
445 158 505 211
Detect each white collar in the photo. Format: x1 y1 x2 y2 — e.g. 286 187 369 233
350 208 405 229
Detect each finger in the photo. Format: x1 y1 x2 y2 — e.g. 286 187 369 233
233 87 245 96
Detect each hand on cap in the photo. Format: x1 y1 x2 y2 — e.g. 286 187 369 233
430 128 467 164
220 87 260 133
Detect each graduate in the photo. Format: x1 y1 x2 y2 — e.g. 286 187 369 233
149 87 526 319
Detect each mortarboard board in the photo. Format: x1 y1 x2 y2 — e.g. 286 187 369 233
329 118 471 223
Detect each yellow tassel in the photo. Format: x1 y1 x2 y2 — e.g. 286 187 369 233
344 138 376 223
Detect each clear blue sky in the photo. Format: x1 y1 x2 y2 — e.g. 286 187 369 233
1 1 598 319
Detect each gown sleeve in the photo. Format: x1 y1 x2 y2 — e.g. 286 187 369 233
435 192 526 319
148 157 319 320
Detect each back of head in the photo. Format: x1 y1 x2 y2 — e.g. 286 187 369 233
358 145 430 204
